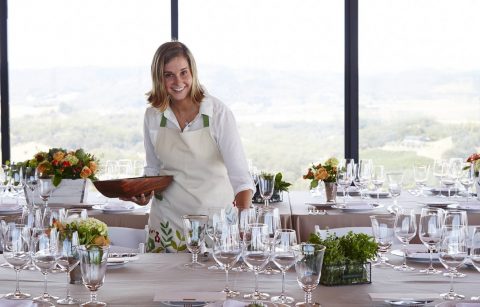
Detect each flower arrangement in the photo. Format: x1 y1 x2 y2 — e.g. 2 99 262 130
303 157 339 189
466 153 480 177
21 148 99 186
53 217 110 247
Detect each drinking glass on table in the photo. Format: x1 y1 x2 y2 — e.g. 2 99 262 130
294 243 326 307
353 159 372 199
32 227 60 303
257 207 281 274
387 171 404 207
393 208 417 271
419 207 444 274
242 223 271 300
337 159 354 203
371 165 385 200
2 224 31 299
182 214 208 269
271 229 297 304
78 245 109 307
232 207 257 273
38 176 56 209
57 231 80 305
258 172 275 209
370 214 395 268
460 163 475 202
206 207 224 270
24 166 39 207
212 222 242 298
469 226 480 300
438 225 468 300
449 158 464 198
413 164 430 197
443 209 468 278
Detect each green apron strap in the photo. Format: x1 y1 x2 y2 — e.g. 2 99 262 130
160 114 167 127
202 114 209 127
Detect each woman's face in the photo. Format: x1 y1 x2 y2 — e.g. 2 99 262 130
163 56 192 103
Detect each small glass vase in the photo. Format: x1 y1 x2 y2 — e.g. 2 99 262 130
324 182 337 202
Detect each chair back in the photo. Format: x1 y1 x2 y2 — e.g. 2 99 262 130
108 226 148 251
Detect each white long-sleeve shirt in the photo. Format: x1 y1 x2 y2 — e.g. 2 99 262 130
143 92 255 196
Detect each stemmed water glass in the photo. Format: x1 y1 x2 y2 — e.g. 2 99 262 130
32 227 60 303
242 223 271 300
212 222 242 298
419 207 444 274
413 164 430 197
257 207 281 274
371 165 385 200
438 225 468 300
387 172 404 207
24 166 39 207
469 226 480 300
9 164 24 197
460 163 475 202
258 172 275 209
370 214 395 268
443 209 468 278
337 159 354 203
232 207 256 273
353 160 371 199
271 229 297 304
182 214 208 269
78 245 110 307
57 231 80 305
294 243 326 307
449 158 464 198
393 208 417 271
2 223 31 299
38 176 56 209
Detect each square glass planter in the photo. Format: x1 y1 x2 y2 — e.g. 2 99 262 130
320 261 371 286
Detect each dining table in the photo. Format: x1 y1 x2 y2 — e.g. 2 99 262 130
0 246 479 307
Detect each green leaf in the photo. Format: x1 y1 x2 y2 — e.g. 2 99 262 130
53 174 62 187
310 180 319 189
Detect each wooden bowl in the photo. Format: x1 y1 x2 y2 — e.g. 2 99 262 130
93 176 173 199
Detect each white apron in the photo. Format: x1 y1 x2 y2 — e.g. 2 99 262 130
146 113 234 252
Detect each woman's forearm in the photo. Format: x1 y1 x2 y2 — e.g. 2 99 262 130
234 189 253 209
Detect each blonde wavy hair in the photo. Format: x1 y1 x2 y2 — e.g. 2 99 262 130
146 41 205 111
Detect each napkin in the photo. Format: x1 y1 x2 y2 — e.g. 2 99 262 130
343 202 372 209
205 300 249 307
153 291 226 303
368 292 438 302
103 203 134 210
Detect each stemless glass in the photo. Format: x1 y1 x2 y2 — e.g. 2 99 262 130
294 243 326 307
3 224 31 299
212 223 242 298
78 245 109 307
469 226 480 300
57 231 80 305
258 172 275 209
393 208 417 271
371 165 385 200
182 214 208 269
419 207 444 274
413 164 430 196
271 229 297 304
242 223 271 300
257 207 281 275
65 208 88 221
32 227 60 303
387 172 404 206
370 214 395 268
438 226 467 300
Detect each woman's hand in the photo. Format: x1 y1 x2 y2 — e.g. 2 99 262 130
120 191 154 206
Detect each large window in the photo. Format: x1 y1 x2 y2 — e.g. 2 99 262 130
181 0 344 189
8 0 170 164
359 0 480 180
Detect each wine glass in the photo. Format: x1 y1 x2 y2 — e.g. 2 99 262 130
24 166 39 207
258 172 275 209
38 176 56 208
371 165 385 200
206 207 224 270
43 207 66 228
353 159 371 199
413 164 430 197
78 245 110 307
57 231 81 305
212 222 242 298
232 208 257 273
438 225 467 300
257 207 281 275
182 214 208 269
370 214 395 268
460 163 475 203
337 159 354 203
294 243 326 307
242 223 271 300
469 226 480 300
443 209 468 278
32 227 60 303
9 164 24 197
419 207 444 274
2 223 31 299
449 158 464 198
393 208 417 271
271 229 297 304
387 172 404 206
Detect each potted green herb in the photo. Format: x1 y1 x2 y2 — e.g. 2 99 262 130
308 230 378 286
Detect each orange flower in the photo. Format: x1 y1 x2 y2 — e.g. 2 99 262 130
467 153 480 163
92 235 110 246
53 151 65 162
88 161 98 173
36 161 51 175
80 166 93 179
314 167 328 181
